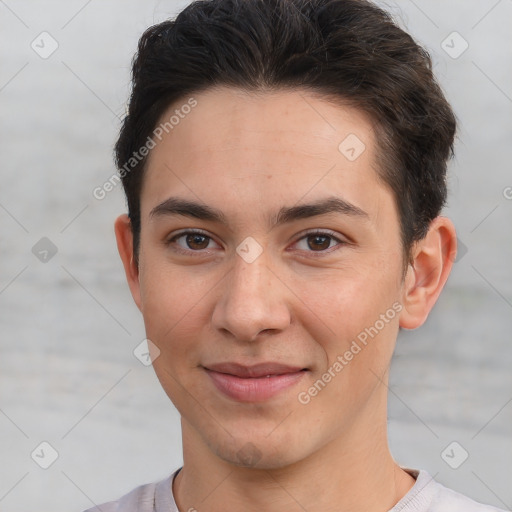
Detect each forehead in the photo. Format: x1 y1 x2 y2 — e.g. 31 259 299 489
149 86 375 161
140 86 392 229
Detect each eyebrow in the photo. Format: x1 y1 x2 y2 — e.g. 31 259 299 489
149 195 369 229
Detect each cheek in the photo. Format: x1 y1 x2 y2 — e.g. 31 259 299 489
140 268 209 407
295 266 401 410
300 263 398 340
299 273 400 419
137 261 230 384
138 264 205 353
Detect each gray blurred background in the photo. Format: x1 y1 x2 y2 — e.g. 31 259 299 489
0 1 511 510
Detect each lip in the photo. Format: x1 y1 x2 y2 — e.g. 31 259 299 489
203 362 308 402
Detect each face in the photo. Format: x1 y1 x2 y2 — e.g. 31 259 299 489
124 86 410 468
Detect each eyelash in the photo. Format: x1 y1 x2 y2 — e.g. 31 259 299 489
165 229 347 257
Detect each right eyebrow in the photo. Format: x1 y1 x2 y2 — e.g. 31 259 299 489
150 197 228 224
149 195 369 229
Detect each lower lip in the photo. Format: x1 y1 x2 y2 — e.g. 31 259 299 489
205 369 307 402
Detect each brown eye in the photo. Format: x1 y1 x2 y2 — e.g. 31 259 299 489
166 230 219 254
306 234 331 251
293 230 346 255
185 233 210 250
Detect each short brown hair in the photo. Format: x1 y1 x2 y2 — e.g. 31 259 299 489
115 0 456 268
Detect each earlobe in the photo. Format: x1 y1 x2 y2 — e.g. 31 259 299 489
114 214 143 311
399 217 457 330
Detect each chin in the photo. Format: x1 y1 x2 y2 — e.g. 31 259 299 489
203 426 310 470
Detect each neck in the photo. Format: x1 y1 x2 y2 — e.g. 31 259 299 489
173 409 416 512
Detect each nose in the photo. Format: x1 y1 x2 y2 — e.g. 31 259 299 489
211 251 292 342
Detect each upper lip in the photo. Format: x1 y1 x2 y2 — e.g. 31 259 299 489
204 362 307 378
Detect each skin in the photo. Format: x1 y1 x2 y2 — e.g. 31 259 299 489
115 86 457 512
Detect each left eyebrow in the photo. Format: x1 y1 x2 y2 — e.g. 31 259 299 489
271 196 369 226
149 195 369 229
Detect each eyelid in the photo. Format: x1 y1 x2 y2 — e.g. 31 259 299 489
166 228 348 255
293 228 345 242
166 228 220 253
288 228 347 255
167 228 211 241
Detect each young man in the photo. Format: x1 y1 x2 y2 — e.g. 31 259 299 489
88 0 506 510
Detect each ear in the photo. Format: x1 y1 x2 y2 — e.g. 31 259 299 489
399 216 457 329
114 214 142 311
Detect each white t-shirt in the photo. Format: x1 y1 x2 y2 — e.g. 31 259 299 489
84 467 506 512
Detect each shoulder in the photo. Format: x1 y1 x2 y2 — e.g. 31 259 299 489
82 473 177 512
395 469 507 512
430 479 507 512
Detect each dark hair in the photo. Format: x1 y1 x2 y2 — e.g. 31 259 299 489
115 0 456 269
